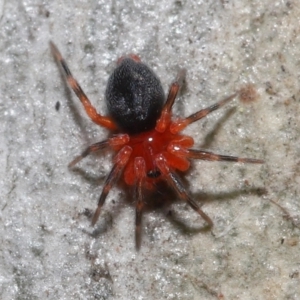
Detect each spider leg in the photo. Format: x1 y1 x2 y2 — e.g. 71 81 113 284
168 145 264 164
69 140 109 168
186 149 264 164
133 157 146 250
91 145 132 226
170 93 237 134
50 41 117 130
69 134 130 167
156 69 186 132
155 154 213 227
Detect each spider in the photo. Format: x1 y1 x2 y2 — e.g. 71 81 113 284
51 42 263 249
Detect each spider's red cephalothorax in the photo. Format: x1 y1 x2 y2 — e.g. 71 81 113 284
51 42 264 249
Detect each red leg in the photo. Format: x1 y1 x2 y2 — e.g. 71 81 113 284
133 157 146 250
155 154 213 227
170 93 237 134
163 151 190 172
156 69 186 133
69 134 130 168
186 149 264 164
91 145 132 226
167 145 264 164
69 140 109 168
50 41 117 131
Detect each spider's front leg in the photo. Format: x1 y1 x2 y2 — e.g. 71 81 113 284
91 145 132 226
133 157 146 250
155 154 213 227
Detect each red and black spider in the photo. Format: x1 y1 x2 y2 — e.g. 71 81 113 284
51 42 263 249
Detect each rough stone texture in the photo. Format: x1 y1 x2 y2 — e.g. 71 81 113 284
0 0 299 299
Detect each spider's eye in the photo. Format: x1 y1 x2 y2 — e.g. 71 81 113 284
147 169 161 178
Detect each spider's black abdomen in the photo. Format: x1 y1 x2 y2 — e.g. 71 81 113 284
105 57 165 134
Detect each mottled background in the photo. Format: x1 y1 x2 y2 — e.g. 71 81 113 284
0 0 300 299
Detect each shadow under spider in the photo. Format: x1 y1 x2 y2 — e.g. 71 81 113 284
164 187 266 235
84 178 265 239
70 149 112 184
167 162 265 232
72 105 262 240
201 107 236 149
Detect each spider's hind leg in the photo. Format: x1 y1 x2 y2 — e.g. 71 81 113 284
50 41 117 130
156 69 186 132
